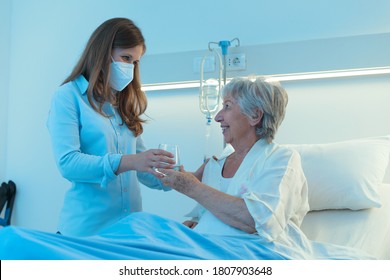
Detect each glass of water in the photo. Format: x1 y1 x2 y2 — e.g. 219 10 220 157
158 144 180 170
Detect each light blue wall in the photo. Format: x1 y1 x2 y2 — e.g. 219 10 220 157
0 0 11 181
2 0 390 232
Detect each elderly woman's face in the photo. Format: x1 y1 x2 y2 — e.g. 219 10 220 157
214 93 256 146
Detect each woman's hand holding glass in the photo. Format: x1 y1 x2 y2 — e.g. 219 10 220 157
141 144 180 178
158 144 181 171
116 149 175 178
156 144 208 192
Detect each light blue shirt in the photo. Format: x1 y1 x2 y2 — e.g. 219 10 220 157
47 75 169 237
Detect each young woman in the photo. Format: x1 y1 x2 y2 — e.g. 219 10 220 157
47 18 174 237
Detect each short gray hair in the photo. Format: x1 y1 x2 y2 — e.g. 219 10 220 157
222 76 288 143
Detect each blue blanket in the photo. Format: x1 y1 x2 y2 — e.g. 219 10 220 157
0 212 287 260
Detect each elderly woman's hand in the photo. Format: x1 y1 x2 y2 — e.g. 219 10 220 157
158 166 200 196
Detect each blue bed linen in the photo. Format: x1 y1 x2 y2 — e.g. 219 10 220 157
0 212 287 260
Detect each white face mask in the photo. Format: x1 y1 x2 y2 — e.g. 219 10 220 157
109 60 134 91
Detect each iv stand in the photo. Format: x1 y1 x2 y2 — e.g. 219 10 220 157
208 38 240 86
199 38 240 161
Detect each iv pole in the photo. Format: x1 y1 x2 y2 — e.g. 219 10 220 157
208 38 240 86
199 38 240 160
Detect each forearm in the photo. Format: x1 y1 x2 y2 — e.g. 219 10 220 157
57 151 119 185
191 159 210 181
186 183 256 233
160 169 256 233
116 154 136 175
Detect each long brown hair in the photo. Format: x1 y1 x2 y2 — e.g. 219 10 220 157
63 18 147 136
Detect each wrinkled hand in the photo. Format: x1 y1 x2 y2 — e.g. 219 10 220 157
159 166 200 195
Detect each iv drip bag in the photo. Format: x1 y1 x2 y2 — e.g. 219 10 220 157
199 49 223 121
199 78 220 118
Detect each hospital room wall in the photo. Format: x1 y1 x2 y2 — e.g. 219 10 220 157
1 0 390 232
0 0 11 182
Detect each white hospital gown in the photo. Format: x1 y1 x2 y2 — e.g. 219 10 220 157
188 139 374 259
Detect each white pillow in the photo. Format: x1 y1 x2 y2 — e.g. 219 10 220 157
285 135 390 211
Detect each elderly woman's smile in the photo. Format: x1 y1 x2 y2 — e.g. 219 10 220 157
214 93 259 149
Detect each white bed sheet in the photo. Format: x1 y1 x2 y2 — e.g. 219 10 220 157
301 183 390 259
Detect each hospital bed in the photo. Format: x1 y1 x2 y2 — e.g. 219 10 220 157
295 135 390 260
301 183 390 259
0 135 389 260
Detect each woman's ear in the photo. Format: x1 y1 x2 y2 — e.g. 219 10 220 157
250 109 263 126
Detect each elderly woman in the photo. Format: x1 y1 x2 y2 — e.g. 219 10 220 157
160 76 309 243
156 77 374 259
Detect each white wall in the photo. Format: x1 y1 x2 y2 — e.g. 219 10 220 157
2 0 390 232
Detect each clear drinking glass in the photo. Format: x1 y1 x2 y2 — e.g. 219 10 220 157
158 144 180 171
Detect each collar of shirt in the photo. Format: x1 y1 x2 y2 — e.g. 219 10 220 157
74 75 116 116
74 75 89 95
